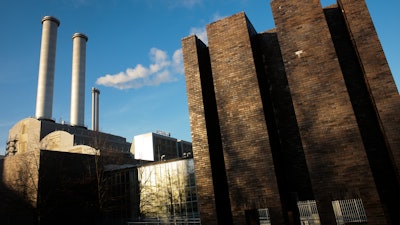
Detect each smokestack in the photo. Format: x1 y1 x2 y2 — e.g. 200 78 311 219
35 16 60 121
70 33 88 127
91 87 100 131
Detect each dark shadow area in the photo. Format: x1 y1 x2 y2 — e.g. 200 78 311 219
0 157 37 225
38 150 98 225
325 6 400 224
0 150 135 225
255 31 314 225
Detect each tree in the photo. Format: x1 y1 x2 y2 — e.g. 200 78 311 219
89 131 135 225
137 160 194 223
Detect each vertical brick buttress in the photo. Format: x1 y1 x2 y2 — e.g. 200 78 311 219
338 1 400 168
206 12 284 225
271 0 389 224
183 0 399 224
182 36 233 225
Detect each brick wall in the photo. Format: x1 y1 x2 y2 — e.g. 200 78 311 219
258 30 314 223
325 4 400 224
182 1 399 224
271 0 386 224
182 36 232 225
206 12 284 225
338 0 400 189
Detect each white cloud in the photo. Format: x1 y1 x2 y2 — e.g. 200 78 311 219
189 12 228 45
189 27 208 44
181 0 202 8
212 12 226 22
167 0 202 8
172 49 184 74
96 48 183 90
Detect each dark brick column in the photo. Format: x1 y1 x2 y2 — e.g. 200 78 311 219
325 2 400 224
258 30 314 224
270 0 386 224
338 0 400 184
182 36 233 225
206 12 284 225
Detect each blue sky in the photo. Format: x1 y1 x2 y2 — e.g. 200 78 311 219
0 0 399 155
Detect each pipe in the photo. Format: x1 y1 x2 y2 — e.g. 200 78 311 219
70 33 88 127
35 16 60 121
91 87 100 131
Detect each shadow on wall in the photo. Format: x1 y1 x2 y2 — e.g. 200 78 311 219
0 157 37 225
0 152 100 225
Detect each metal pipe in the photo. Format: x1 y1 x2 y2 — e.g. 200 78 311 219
35 16 60 120
70 33 88 127
91 87 100 131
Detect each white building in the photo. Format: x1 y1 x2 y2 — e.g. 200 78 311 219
131 132 192 162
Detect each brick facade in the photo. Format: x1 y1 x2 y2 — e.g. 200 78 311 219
182 0 400 224
206 13 284 225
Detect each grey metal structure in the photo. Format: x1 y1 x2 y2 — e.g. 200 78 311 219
91 87 100 131
35 16 60 121
70 33 88 127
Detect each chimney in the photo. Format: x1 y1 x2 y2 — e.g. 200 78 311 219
70 33 88 127
35 16 60 121
91 87 100 131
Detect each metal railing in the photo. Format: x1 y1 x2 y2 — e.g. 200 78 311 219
127 218 201 225
332 199 367 225
297 200 321 225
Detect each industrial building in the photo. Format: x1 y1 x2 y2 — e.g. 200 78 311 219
0 13 197 225
131 158 200 224
182 0 400 225
131 131 192 162
5 16 130 157
0 15 132 225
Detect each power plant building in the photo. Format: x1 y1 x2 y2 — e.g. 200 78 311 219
1 13 198 225
1 16 132 224
182 0 400 225
6 15 130 157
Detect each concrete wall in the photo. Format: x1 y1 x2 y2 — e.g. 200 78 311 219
2 150 40 208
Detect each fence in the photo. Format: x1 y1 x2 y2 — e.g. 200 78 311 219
297 200 321 225
332 198 367 225
258 208 271 225
126 218 201 225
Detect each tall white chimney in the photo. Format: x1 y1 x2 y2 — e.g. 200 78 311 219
35 16 60 121
91 87 100 131
70 33 88 127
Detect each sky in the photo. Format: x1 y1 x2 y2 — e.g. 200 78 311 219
0 0 399 155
